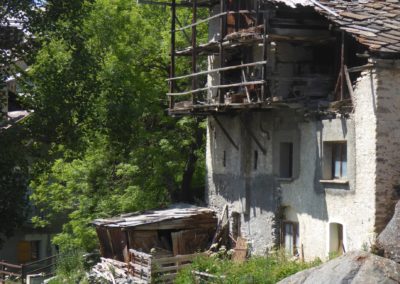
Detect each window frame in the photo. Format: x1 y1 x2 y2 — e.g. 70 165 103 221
331 142 347 179
322 141 348 181
281 221 299 256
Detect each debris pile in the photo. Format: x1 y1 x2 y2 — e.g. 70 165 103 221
88 258 135 284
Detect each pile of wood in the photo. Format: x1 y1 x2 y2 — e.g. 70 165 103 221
88 257 136 284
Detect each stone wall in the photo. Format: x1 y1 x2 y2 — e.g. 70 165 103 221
374 59 400 233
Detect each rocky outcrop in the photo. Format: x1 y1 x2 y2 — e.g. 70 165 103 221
277 251 400 284
376 200 400 263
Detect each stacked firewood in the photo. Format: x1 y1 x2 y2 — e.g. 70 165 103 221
88 257 136 284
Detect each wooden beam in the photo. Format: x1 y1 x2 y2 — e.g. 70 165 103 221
347 64 374 73
173 10 257 32
343 65 354 101
219 0 226 104
261 12 268 101
192 0 198 104
309 0 339 17
167 60 267 81
169 0 176 109
340 31 345 101
167 80 266 96
212 116 239 150
239 116 266 155
137 0 211 8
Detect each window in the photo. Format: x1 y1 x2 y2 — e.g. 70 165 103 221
231 212 241 240
329 223 344 256
323 142 347 180
282 222 299 256
254 150 258 170
332 143 347 179
280 142 293 178
223 150 227 167
17 240 41 263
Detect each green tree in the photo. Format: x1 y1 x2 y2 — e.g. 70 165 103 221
27 0 206 251
0 126 30 247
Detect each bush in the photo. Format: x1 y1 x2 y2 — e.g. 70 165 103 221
48 250 89 284
175 251 321 284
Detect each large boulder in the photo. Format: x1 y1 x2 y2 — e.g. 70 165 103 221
278 251 400 284
376 200 400 263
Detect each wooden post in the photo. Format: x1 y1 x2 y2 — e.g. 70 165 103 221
218 0 226 104
340 31 345 101
169 0 176 110
0 260 4 284
20 264 25 284
192 0 198 105
261 12 268 101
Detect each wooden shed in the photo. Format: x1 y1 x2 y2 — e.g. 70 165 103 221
92 204 217 263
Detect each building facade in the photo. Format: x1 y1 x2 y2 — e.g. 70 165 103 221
162 0 400 260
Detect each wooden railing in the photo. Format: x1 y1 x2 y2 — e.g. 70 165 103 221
0 255 57 283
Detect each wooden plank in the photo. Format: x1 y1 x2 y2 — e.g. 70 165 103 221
232 237 247 263
0 262 22 269
153 263 191 273
129 249 152 260
0 270 21 277
167 61 267 81
153 253 202 265
129 262 151 274
347 64 374 73
344 65 354 102
167 80 266 96
310 0 339 17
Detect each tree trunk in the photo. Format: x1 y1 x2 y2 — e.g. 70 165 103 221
179 118 204 202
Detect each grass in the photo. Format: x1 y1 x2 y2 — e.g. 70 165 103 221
47 250 89 284
175 250 322 284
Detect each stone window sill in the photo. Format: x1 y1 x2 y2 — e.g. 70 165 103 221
277 177 294 182
319 179 349 185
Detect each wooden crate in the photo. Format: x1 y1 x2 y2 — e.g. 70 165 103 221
129 249 204 283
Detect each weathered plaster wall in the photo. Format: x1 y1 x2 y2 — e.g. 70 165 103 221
206 113 277 254
204 2 400 262
374 59 400 233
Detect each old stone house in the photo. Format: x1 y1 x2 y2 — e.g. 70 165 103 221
143 0 400 260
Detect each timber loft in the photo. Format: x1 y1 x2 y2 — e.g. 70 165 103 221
139 0 400 115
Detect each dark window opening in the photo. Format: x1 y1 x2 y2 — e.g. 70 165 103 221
30 240 40 261
223 150 226 167
254 150 258 170
280 142 293 178
232 212 241 240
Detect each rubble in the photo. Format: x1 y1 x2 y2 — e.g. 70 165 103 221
88 257 135 284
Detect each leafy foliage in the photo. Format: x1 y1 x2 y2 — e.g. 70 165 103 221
176 252 322 284
0 126 29 246
26 0 206 251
